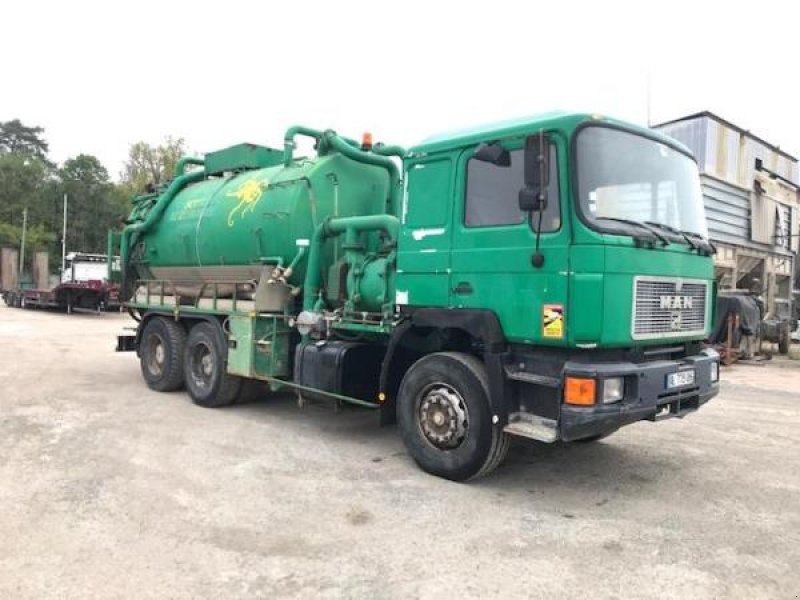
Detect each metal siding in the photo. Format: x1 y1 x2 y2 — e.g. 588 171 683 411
700 175 751 246
657 117 708 170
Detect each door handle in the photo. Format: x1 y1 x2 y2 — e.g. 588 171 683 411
452 281 473 295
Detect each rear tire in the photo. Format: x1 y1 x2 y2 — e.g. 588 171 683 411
183 321 242 408
397 352 509 481
139 316 186 392
778 324 790 355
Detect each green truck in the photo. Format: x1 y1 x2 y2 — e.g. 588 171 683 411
115 112 720 480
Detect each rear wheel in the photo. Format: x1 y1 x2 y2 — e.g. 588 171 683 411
778 323 791 355
397 352 509 481
139 316 186 392
183 321 242 408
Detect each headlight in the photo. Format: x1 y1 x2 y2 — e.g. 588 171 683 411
603 377 624 403
710 361 719 383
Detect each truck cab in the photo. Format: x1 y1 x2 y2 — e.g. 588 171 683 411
392 112 718 454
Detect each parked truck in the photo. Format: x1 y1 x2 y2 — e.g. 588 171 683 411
3 252 120 313
115 112 720 480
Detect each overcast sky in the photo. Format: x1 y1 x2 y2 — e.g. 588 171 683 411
2 1 798 179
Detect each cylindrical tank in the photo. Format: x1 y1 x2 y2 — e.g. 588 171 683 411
130 152 390 295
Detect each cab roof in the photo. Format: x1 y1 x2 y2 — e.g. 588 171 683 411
410 111 693 157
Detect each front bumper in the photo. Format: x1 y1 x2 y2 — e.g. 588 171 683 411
559 348 719 441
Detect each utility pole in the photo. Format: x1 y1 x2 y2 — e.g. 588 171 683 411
62 193 68 274
19 206 28 276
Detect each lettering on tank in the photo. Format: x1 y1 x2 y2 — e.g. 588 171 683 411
226 177 270 226
170 195 206 222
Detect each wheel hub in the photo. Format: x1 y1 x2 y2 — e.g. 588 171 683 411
418 384 469 450
201 353 214 377
146 335 165 376
190 343 214 388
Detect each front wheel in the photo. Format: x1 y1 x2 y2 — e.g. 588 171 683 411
397 352 509 481
183 321 242 408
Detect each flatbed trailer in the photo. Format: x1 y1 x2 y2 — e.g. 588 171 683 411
2 280 116 313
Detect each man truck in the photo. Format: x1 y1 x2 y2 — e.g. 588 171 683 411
115 112 720 480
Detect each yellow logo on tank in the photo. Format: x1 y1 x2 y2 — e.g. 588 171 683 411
226 177 269 226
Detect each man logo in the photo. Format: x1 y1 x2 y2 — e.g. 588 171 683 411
660 295 693 310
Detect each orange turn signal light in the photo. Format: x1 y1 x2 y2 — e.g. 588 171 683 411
564 377 596 405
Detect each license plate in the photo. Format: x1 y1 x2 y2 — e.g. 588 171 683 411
666 369 695 389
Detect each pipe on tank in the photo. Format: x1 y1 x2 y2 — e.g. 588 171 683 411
175 156 205 177
303 214 400 311
322 131 401 213
283 126 324 166
283 125 361 166
371 142 407 158
120 169 206 296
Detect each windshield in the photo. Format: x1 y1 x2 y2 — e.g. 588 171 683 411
576 126 708 238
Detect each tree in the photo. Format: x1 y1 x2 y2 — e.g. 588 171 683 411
0 222 55 254
58 154 128 254
120 136 186 193
0 153 48 228
0 119 49 160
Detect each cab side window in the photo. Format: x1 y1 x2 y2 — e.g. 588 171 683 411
464 146 560 231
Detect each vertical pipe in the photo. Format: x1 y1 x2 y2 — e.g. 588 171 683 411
19 207 28 276
62 193 68 274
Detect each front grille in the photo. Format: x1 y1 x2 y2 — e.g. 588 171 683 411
632 278 708 339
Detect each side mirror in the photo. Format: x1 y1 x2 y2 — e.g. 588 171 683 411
519 133 550 211
473 142 511 167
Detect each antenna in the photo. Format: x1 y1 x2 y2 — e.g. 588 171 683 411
646 70 652 127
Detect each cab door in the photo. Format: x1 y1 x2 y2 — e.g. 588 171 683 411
395 155 454 308
448 132 570 344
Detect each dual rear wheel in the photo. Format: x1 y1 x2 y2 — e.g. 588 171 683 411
139 317 242 407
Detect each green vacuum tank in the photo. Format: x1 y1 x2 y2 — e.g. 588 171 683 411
127 141 391 293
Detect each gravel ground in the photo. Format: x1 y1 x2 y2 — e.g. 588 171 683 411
1 304 799 599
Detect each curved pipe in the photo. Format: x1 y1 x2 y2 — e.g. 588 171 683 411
283 125 324 166
175 156 204 177
120 169 206 296
371 142 407 158
282 125 363 166
303 214 400 311
322 131 401 213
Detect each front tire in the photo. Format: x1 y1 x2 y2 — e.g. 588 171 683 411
397 352 509 481
183 321 242 408
140 316 186 392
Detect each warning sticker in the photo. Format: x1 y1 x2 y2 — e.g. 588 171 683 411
542 304 564 339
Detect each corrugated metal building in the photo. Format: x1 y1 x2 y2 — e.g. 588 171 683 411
655 112 799 318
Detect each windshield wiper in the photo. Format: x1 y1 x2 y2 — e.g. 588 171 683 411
644 221 700 250
644 221 716 255
596 217 670 246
